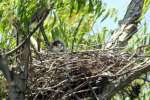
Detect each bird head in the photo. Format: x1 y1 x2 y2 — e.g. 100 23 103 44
50 40 65 52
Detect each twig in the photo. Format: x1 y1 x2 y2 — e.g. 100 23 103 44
51 80 68 89
68 87 99 97
128 44 150 61
62 75 81 100
36 87 64 93
102 64 116 72
104 60 150 99
46 60 56 72
83 74 100 100
33 83 47 100
116 60 135 75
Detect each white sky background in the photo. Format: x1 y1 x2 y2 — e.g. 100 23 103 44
93 0 150 33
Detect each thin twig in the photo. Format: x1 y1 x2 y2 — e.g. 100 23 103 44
116 60 135 75
83 73 100 100
62 75 81 100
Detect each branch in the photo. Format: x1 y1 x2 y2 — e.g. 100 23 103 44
30 6 53 50
119 0 144 25
105 0 144 48
101 60 150 99
4 8 52 56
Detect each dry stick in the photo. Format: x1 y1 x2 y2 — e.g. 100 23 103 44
73 87 99 94
46 60 56 72
74 81 89 91
114 60 149 78
105 60 150 99
51 80 68 89
37 87 64 93
62 75 81 100
102 64 116 72
71 75 112 85
33 83 47 100
83 74 100 100
51 74 115 90
61 72 101 99
116 60 136 75
4 8 52 56
47 56 65 72
128 45 150 61
58 59 92 68
73 76 98 91
52 76 98 96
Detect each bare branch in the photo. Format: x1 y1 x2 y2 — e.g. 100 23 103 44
100 60 150 99
106 0 144 48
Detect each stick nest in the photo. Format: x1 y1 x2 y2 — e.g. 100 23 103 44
27 50 141 100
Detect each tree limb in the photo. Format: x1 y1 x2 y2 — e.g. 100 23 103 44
100 60 150 99
106 0 144 48
4 8 52 56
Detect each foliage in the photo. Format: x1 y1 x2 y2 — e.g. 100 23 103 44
0 0 117 51
0 0 150 99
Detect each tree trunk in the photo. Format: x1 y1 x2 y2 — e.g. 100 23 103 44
5 7 51 100
8 35 30 100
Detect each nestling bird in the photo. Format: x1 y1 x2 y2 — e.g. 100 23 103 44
49 40 66 52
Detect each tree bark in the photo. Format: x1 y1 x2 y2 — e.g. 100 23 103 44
105 0 144 49
5 7 52 100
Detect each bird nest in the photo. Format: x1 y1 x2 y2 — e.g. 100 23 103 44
27 50 148 100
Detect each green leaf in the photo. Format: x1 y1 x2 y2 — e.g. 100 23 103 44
100 10 110 22
88 0 93 12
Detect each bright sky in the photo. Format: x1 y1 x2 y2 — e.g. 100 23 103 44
93 0 150 33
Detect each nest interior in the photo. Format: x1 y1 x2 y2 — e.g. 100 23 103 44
27 50 139 100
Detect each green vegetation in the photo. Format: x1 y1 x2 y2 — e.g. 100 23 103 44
0 0 150 99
